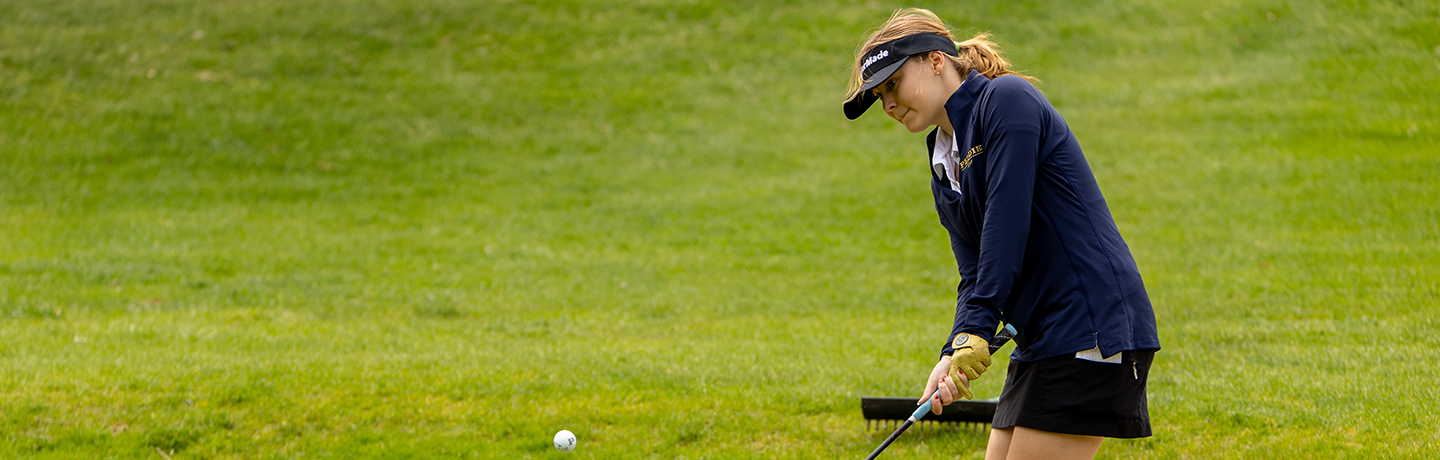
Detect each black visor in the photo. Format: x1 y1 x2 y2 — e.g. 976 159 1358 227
843 33 959 120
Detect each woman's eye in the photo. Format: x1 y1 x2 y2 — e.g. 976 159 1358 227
872 80 894 97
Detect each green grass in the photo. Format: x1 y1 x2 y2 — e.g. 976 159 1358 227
2 0 1437 458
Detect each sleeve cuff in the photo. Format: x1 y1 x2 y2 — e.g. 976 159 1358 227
961 327 998 345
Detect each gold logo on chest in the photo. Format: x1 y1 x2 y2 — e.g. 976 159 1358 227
958 145 984 171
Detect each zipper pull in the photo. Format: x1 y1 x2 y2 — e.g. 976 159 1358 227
1132 361 1139 380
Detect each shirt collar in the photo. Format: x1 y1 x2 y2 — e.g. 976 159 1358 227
931 128 960 189
942 70 991 135
927 71 990 182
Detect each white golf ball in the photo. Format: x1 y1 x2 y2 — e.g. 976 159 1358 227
553 430 577 452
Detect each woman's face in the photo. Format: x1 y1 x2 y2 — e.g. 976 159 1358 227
873 55 949 133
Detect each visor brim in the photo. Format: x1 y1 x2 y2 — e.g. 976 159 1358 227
843 59 907 120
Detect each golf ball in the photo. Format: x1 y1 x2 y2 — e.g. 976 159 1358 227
553 430 577 452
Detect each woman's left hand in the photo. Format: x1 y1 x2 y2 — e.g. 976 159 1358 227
919 355 971 415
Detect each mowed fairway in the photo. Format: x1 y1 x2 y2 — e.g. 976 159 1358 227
2 0 1438 458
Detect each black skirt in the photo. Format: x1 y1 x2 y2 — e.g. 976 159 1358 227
991 350 1156 438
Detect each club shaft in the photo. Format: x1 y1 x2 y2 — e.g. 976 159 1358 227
864 418 914 460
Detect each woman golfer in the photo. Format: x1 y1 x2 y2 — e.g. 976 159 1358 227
844 9 1161 460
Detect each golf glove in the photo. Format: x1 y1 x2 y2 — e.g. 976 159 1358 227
947 333 991 382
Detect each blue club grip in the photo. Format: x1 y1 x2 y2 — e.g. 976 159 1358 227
913 394 936 420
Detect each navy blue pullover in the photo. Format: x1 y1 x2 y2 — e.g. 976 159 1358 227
933 71 1160 362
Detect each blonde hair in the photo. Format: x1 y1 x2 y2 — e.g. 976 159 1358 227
845 8 1037 101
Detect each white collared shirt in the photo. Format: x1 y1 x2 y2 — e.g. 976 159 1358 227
932 129 961 192
1075 346 1123 363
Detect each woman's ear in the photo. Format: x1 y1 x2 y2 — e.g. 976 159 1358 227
928 51 948 75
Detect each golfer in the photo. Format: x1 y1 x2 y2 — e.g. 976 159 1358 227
843 9 1161 460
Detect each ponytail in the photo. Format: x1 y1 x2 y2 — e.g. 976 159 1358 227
951 33 1038 84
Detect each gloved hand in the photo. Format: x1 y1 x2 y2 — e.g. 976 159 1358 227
947 333 992 382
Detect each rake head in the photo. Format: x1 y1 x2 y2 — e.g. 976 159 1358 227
860 396 998 431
